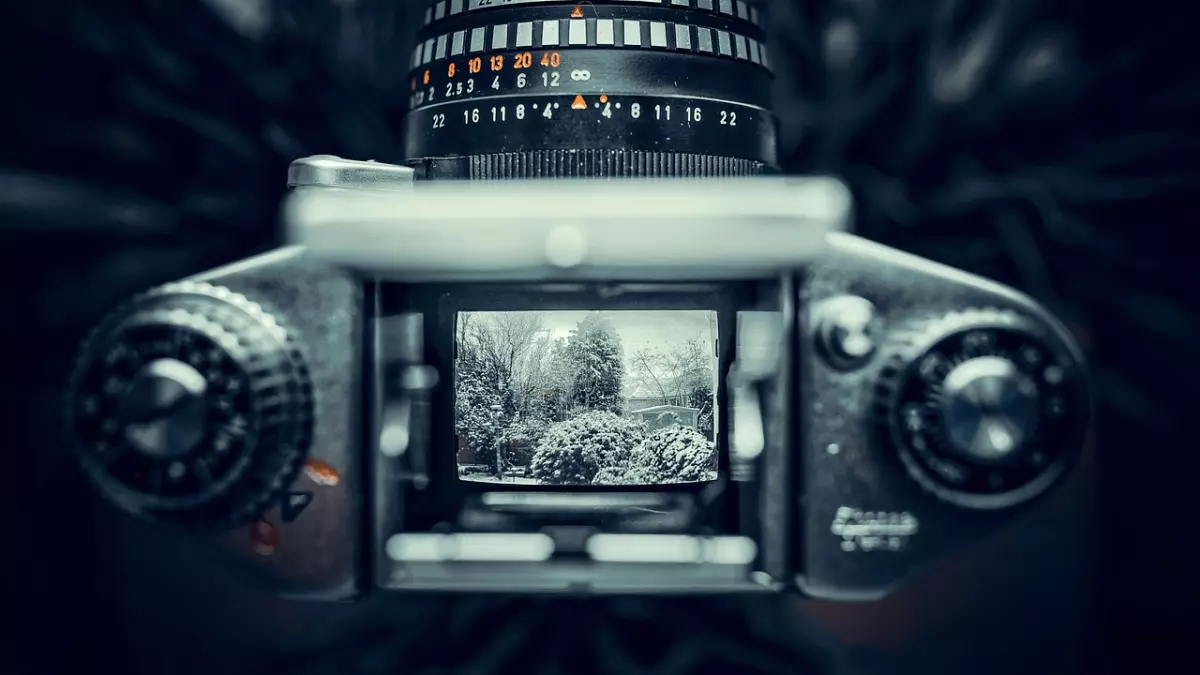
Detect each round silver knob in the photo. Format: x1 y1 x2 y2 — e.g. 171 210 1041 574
813 296 880 370
120 359 210 459
939 356 1039 463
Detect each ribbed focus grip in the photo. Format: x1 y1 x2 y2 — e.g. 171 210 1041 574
469 150 769 178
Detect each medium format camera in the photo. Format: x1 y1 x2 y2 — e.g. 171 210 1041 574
63 0 1089 601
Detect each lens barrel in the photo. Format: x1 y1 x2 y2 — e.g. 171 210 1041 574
403 0 776 178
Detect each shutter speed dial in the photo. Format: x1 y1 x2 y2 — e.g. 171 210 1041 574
877 309 1088 509
67 282 313 528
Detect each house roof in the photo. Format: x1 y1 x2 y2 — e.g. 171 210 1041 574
625 384 660 399
631 404 699 414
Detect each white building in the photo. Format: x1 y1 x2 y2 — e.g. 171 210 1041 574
630 404 700 432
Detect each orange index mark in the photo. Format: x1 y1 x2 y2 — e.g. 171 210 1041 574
303 458 341 487
570 6 584 18
599 94 608 103
571 94 588 110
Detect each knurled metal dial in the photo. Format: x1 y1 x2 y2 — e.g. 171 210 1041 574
421 149 769 178
874 308 1088 510
66 281 313 528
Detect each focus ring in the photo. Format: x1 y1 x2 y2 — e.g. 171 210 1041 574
467 149 768 178
410 15 771 72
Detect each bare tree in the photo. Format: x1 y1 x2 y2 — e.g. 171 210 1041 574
628 337 713 406
456 312 472 349
628 348 671 399
464 312 544 375
458 312 563 418
455 312 550 473
512 327 556 412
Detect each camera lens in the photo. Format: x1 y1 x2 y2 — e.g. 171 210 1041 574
403 0 776 178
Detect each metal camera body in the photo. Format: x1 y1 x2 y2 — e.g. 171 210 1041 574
64 157 1089 602
63 0 1089 603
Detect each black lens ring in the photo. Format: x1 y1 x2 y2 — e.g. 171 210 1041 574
408 9 772 73
402 0 777 175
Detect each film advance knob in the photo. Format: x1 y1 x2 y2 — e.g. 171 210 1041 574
877 309 1087 509
66 282 313 527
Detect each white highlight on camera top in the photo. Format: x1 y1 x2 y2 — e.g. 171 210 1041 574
544 224 588 268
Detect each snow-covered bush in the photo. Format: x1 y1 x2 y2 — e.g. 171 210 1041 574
648 425 718 482
593 425 716 485
528 411 646 485
592 464 658 486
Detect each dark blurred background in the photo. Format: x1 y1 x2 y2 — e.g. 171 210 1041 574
2 1 1196 674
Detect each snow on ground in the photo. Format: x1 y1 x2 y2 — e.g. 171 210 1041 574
461 475 543 485
459 472 720 486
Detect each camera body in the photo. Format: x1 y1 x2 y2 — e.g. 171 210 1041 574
65 156 1089 602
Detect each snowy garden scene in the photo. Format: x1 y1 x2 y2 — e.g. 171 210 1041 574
455 310 720 486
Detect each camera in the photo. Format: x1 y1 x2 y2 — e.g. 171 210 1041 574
63 0 1089 601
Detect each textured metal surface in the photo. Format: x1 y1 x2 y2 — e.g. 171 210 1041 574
190 247 366 600
287 156 415 191
468 150 767 178
796 233 1087 600
65 281 314 528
